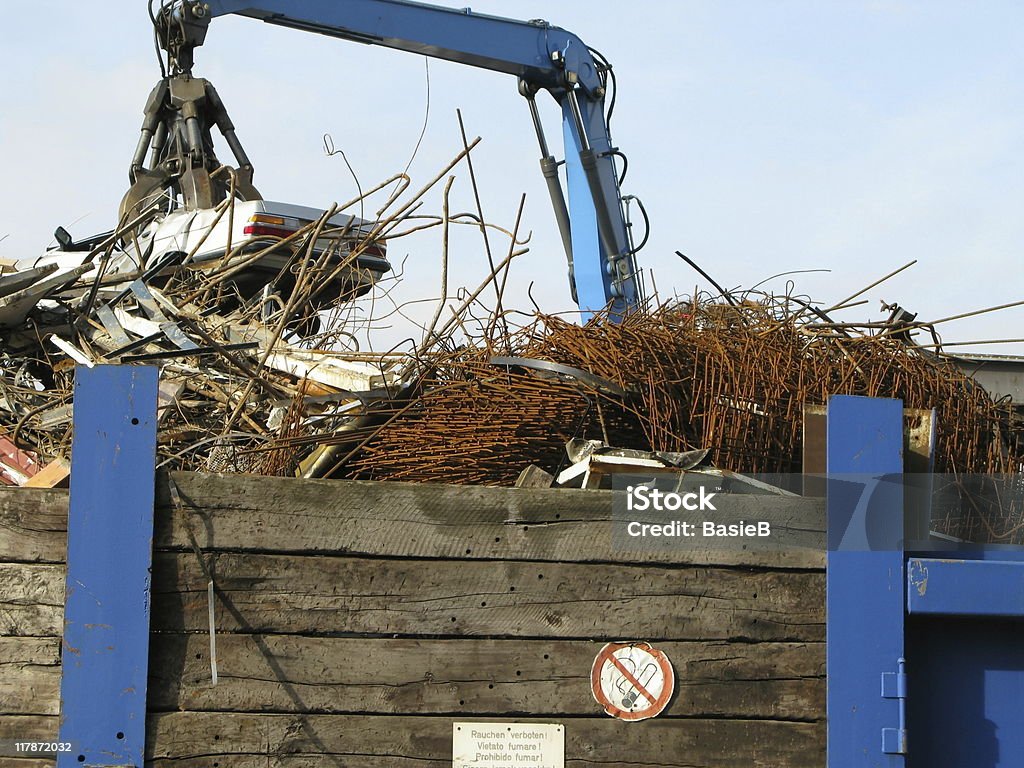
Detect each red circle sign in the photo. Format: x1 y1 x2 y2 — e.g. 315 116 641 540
590 642 674 721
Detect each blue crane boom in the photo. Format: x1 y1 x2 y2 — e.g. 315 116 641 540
142 0 645 318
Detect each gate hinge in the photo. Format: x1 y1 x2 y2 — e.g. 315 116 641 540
881 657 907 755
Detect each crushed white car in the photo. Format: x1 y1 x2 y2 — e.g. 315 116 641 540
1 201 390 329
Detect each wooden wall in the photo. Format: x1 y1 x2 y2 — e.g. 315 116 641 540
0 472 826 767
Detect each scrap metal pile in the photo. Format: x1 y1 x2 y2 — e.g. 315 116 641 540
337 300 1023 485
2 155 1024 539
0 144 487 484
331 296 1024 544
3 206 1023 484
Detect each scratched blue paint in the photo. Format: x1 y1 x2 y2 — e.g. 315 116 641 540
58 365 158 767
907 558 1024 617
827 395 905 767
826 397 1024 765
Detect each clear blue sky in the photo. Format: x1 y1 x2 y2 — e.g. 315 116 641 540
2 1 1022 352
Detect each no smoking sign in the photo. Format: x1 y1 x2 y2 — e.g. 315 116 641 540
590 642 674 721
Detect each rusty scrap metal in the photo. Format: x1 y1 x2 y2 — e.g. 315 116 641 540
4 133 1024 544
332 298 1024 497
0 140 497 475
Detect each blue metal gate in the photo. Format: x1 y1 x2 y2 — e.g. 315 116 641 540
827 395 1024 767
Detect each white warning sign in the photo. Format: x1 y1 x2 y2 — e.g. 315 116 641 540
453 722 564 768
591 641 674 721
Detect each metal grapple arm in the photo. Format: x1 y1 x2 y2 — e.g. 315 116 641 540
144 0 643 317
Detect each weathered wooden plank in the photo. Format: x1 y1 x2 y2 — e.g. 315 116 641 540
0 473 826 763
149 635 823 720
0 475 826 569
153 712 822 768
0 633 823 721
2 552 824 642
0 488 67 563
0 712 824 767
154 553 823 641
23 459 71 490
159 472 826 568
0 715 59 759
0 564 64 637
0 638 60 715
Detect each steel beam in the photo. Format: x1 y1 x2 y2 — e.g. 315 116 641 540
827 395 906 766
57 365 159 767
207 0 605 92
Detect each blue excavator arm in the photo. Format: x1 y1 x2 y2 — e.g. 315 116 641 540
163 0 644 318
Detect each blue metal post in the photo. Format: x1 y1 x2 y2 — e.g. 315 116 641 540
58 365 159 767
827 395 905 766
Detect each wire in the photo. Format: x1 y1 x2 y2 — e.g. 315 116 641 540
587 46 617 131
606 63 618 129
324 133 365 222
675 250 737 307
623 195 649 254
611 149 629 185
173 0 187 74
401 58 431 178
746 268 832 293
148 0 167 78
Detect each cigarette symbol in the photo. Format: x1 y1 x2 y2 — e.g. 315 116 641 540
615 659 657 709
